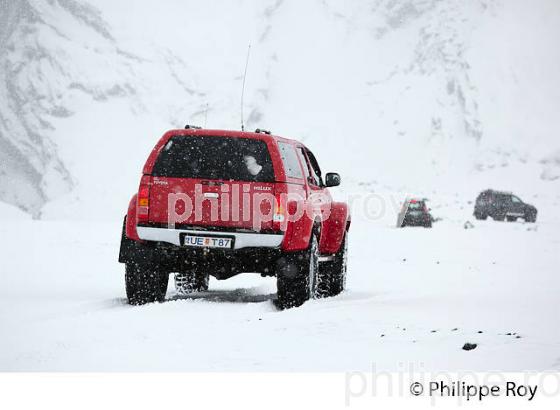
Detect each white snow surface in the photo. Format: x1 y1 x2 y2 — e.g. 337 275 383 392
1 187 560 371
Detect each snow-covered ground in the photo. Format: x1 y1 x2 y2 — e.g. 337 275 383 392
1 188 559 372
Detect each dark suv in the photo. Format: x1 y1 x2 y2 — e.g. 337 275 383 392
474 190 537 222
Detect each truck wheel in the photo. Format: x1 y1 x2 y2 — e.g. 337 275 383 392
525 212 537 223
276 232 319 309
321 233 348 297
174 271 209 295
506 216 517 222
125 262 169 305
492 212 505 222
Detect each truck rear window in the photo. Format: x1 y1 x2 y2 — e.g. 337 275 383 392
407 202 425 211
152 136 275 182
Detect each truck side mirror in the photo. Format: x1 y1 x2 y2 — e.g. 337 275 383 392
325 172 341 187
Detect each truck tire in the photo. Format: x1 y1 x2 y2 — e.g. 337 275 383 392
492 212 505 222
125 262 169 305
174 271 209 295
320 233 348 297
525 211 537 223
276 232 319 309
506 216 517 222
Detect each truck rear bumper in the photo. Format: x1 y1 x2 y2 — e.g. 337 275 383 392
119 233 284 279
136 226 284 250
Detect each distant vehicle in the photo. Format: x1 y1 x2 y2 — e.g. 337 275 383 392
397 198 433 228
118 126 350 308
473 190 537 222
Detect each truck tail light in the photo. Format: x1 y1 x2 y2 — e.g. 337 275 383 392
272 188 287 232
137 175 151 222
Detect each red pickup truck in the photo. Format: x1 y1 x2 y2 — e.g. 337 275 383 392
118 127 350 308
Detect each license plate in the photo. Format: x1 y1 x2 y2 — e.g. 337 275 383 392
183 235 233 249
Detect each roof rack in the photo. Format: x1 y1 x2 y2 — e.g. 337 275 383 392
486 189 513 194
255 128 271 135
184 124 202 130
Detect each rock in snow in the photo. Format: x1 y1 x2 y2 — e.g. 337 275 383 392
464 221 475 229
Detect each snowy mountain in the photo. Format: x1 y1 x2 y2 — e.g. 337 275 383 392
1 0 559 218
0 0 203 217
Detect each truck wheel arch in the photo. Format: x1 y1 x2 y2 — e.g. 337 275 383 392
320 201 350 255
125 194 140 241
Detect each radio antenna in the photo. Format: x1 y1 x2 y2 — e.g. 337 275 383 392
240 43 251 131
